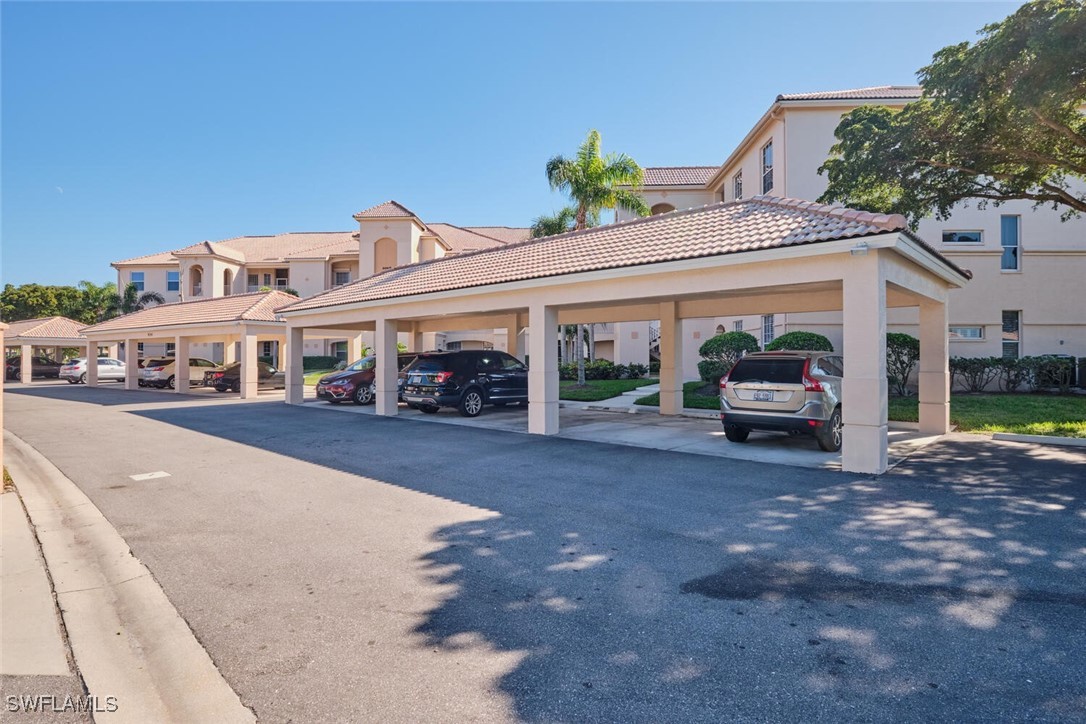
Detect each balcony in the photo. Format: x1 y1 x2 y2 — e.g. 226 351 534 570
191 283 203 297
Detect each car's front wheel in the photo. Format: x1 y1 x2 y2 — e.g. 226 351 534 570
458 389 484 417
723 424 750 443
79 373 87 384
166 376 175 390
352 382 375 405
817 407 843 452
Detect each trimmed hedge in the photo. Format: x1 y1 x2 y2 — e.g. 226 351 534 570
698 332 761 368
558 360 650 381
950 355 1077 393
764 331 833 352
697 359 732 386
303 355 341 371
887 333 921 396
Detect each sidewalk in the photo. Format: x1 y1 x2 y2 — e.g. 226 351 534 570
1 483 90 723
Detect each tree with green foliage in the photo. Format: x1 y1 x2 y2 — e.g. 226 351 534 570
530 206 601 238
819 0 1086 226
105 283 166 318
78 280 119 323
886 333 921 396
1 283 88 323
543 129 651 384
764 331 834 352
697 331 761 385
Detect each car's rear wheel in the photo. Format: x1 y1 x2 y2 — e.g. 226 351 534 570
418 404 440 414
459 389 484 417
723 424 750 443
353 382 375 405
67 378 78 384
817 407 843 452
231 382 240 393
167 376 175 390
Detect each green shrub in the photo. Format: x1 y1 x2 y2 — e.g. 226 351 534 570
1033 355 1075 393
950 356 1000 392
626 362 649 379
698 332 760 370
584 359 616 380
764 331 833 352
997 357 1033 393
303 355 341 371
886 333 920 396
649 360 660 376
697 359 732 386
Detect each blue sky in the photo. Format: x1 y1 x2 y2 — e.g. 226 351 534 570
2 1 1018 287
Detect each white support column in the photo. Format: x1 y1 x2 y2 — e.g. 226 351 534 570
347 333 365 362
505 319 519 359
239 328 258 399
85 343 99 386
528 303 559 435
658 302 683 415
374 318 398 416
106 343 119 360
174 335 190 392
124 339 139 390
19 344 32 383
515 315 527 360
412 330 424 354
842 254 888 474
223 337 237 365
285 326 305 405
918 298 951 435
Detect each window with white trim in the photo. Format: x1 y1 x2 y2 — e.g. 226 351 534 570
262 342 273 357
167 271 180 291
733 171 743 201
1002 310 1021 359
733 320 743 332
760 141 773 194
1001 215 1020 271
334 270 351 286
761 314 774 347
130 271 145 291
165 342 176 357
941 230 983 244
949 326 984 340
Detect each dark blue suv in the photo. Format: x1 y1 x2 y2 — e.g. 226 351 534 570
400 351 528 417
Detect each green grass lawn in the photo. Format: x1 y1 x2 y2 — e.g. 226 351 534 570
303 369 336 385
634 381 719 410
559 378 658 402
888 393 1086 438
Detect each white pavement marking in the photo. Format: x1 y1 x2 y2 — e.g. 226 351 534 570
0 491 71 676
128 471 171 481
3 431 255 724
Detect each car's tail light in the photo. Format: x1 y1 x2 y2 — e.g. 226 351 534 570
150 366 166 372
719 373 730 391
433 371 454 384
802 359 823 392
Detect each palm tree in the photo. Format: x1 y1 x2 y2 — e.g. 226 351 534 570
545 129 650 383
530 206 600 239
77 280 117 323
105 283 165 319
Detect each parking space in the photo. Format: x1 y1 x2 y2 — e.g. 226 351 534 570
300 396 937 470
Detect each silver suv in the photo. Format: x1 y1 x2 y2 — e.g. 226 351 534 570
719 351 843 452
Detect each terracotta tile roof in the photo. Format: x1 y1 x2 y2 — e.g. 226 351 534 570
284 233 359 259
777 85 923 101
4 316 87 340
353 200 419 219
426 223 510 253
464 226 532 244
279 197 965 314
642 166 720 187
82 291 296 335
113 250 180 266
173 240 247 262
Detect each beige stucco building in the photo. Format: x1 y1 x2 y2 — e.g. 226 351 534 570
112 201 533 362
622 85 1085 373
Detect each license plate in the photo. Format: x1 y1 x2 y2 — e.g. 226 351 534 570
753 390 773 402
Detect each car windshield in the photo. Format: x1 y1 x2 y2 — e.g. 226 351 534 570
345 356 376 372
729 358 806 384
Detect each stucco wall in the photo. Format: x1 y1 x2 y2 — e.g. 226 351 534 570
117 266 181 304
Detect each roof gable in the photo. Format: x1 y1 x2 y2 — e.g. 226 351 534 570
82 290 297 335
4 316 87 340
353 200 420 220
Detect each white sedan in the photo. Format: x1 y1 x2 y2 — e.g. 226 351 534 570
60 358 127 384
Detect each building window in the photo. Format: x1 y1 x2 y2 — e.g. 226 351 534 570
446 341 462 352
130 272 145 291
942 230 983 244
263 273 272 287
1001 215 1020 271
137 342 145 355
165 342 176 357
761 314 775 347
331 341 347 362
760 141 773 194
949 326 984 340
733 171 743 201
262 341 272 357
1002 310 1021 359
167 271 180 291
334 270 351 286
734 320 743 332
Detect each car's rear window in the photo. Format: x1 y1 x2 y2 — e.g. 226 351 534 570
145 358 172 367
728 358 806 384
405 356 450 373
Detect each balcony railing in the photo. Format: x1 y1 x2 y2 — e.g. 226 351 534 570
191 283 203 297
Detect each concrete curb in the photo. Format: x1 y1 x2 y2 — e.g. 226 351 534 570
3 431 255 724
991 432 1086 448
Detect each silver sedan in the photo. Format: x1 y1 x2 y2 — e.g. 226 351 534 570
59 358 127 384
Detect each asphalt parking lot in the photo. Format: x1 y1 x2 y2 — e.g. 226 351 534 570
4 383 1085 723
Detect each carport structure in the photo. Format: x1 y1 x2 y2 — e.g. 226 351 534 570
277 197 971 474
80 291 297 397
3 317 104 381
